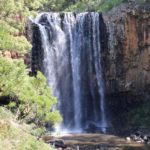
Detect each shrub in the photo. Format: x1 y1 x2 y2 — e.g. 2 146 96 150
0 57 62 128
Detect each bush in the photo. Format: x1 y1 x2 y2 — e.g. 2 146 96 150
0 57 62 128
127 103 150 129
65 0 124 12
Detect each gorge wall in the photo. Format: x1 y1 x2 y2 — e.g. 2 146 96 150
103 4 150 133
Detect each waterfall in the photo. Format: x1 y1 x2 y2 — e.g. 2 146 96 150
33 12 108 133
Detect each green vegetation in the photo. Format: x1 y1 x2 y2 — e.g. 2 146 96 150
65 0 124 12
127 103 150 129
43 0 148 12
0 0 62 130
0 58 62 128
0 107 53 150
0 20 31 52
0 0 49 52
0 0 63 148
0 57 62 148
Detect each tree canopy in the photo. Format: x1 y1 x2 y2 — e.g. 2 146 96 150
0 0 49 52
0 58 62 127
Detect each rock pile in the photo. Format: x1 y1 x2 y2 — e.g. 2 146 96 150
127 131 150 144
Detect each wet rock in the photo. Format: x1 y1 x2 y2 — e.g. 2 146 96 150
24 53 31 68
84 123 101 133
50 139 66 149
126 137 131 143
43 133 149 150
129 131 150 144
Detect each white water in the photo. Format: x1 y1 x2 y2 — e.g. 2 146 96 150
92 13 107 133
34 12 108 133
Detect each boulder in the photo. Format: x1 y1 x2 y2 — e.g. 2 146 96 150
50 139 66 149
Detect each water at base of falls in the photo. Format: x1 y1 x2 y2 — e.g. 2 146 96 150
33 12 108 134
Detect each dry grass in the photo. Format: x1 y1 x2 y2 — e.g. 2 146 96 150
0 107 53 150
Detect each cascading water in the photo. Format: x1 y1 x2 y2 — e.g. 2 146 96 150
33 12 108 133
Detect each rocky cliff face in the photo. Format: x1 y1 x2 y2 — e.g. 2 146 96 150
103 4 150 132
0 51 31 69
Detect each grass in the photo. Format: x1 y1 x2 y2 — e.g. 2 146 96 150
0 107 53 150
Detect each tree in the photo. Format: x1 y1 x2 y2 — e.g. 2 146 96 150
0 57 62 127
0 0 48 52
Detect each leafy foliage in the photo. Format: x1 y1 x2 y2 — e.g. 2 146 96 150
0 0 48 52
127 103 150 128
43 0 148 12
0 20 31 52
65 0 124 12
0 58 62 127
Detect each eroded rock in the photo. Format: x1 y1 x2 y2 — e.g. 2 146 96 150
103 3 150 133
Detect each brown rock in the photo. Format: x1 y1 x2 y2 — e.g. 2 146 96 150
3 51 12 58
104 4 150 94
103 3 150 131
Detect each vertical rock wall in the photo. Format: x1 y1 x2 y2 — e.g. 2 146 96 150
104 4 150 133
